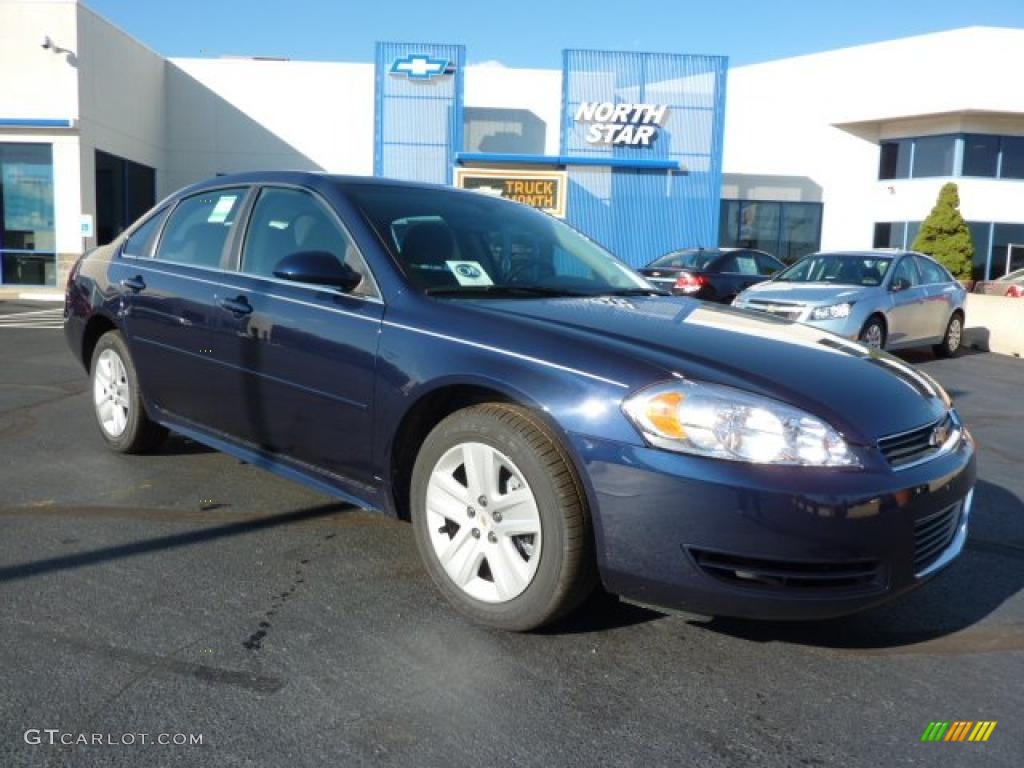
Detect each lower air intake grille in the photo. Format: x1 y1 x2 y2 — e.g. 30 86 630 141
690 549 881 591
913 502 962 573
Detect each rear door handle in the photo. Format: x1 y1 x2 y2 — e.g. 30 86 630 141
218 295 253 316
120 275 146 292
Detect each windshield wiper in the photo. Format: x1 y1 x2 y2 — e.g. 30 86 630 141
424 285 590 298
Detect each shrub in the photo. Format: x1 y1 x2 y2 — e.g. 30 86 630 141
911 182 974 279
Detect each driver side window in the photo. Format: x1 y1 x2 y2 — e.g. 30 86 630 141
241 187 377 297
891 257 920 288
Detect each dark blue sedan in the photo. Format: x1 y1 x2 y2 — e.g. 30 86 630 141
65 172 976 630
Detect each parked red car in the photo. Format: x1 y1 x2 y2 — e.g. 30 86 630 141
974 268 1024 297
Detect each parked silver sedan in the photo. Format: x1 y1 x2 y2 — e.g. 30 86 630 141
732 250 967 356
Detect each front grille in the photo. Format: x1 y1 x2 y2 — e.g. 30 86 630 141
913 502 962 573
690 548 881 591
878 412 955 468
744 300 803 321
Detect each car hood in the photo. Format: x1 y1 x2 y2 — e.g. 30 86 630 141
454 296 946 443
739 282 872 305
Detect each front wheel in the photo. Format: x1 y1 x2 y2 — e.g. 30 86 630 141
411 404 596 631
858 316 887 350
91 331 168 453
933 313 964 358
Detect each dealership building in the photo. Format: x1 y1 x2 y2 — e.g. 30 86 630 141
2 0 1024 290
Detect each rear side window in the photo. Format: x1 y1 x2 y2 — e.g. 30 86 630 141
123 206 168 258
914 256 950 285
718 253 759 275
755 254 782 276
155 189 246 269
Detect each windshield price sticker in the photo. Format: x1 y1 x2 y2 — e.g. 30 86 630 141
446 261 494 287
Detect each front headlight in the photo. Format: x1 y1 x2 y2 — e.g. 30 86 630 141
622 380 860 467
810 302 853 321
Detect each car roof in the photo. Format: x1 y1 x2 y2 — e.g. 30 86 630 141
812 250 904 258
175 170 476 198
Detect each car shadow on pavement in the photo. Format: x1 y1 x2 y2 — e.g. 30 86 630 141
157 434 216 455
0 502 354 583
687 479 1024 652
539 588 666 635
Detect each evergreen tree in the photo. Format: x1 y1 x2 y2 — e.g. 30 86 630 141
911 182 974 279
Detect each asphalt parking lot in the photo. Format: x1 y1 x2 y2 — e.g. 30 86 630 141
0 299 1021 768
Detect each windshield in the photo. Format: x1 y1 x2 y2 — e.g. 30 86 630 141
648 250 717 270
343 184 656 297
775 254 892 287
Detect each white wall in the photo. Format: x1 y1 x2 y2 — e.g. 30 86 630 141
722 27 1024 251
0 0 82 260
75 2 166 249
464 65 562 156
163 58 375 194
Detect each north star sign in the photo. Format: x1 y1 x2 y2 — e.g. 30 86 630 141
574 102 669 146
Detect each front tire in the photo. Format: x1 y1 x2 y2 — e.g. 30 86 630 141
411 404 596 631
933 312 963 358
90 331 167 453
858 316 887 350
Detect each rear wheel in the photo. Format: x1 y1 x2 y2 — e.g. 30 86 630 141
411 404 596 631
933 312 963 358
90 331 167 453
858 316 887 350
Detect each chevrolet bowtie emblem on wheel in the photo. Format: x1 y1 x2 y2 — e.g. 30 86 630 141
390 54 451 80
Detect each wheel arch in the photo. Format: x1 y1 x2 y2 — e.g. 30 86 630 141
385 378 592 523
81 312 120 373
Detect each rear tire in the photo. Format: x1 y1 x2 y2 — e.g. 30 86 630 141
90 331 168 453
858 316 887 350
411 403 596 631
933 312 964 358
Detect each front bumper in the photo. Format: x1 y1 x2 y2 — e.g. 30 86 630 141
571 429 975 620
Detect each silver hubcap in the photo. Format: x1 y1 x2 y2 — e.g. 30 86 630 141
948 318 962 351
863 324 883 349
93 348 130 438
426 442 542 604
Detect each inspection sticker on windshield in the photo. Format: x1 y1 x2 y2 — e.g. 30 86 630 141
207 195 238 224
446 260 494 287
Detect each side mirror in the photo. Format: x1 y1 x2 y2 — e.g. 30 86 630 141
891 276 911 292
273 251 362 292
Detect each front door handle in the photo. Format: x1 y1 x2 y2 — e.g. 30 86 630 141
120 275 146 292
218 295 253 316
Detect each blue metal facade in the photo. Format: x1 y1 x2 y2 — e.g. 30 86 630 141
374 43 727 268
374 42 465 184
561 50 728 267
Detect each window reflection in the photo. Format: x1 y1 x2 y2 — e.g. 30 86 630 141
719 200 822 263
0 143 55 286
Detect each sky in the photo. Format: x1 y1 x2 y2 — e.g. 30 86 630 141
83 0 1024 68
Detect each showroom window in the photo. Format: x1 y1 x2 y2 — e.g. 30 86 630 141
0 143 56 286
876 220 1023 280
882 133 1024 180
878 139 912 179
719 200 822 262
95 150 156 245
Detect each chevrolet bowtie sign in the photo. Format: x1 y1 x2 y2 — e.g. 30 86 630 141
574 102 670 146
390 54 451 80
